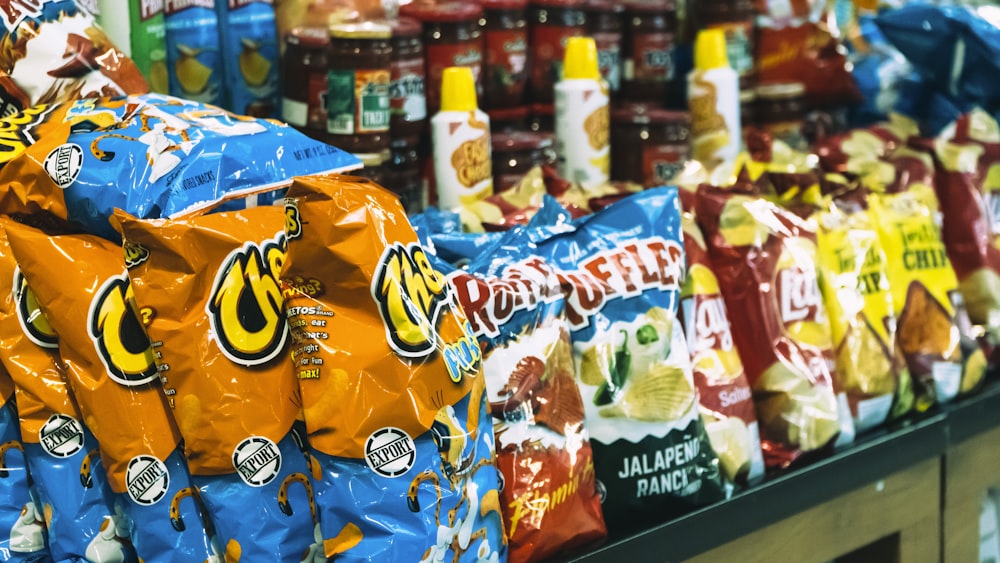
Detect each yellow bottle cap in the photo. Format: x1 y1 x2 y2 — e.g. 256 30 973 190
439 67 478 112
563 37 600 80
694 29 730 70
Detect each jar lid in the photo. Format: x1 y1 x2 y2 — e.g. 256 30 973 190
492 131 554 152
287 26 329 49
400 2 483 22
391 17 422 38
755 82 806 100
624 0 676 13
329 21 392 39
487 105 531 121
530 0 586 10
612 105 689 125
482 0 528 11
354 149 391 166
739 89 757 104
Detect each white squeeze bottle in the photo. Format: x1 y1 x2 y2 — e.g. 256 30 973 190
688 28 741 167
431 67 493 209
555 37 610 190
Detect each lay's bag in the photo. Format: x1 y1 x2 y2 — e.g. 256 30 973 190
2 220 218 563
0 94 360 240
280 175 505 562
533 188 725 534
113 205 320 562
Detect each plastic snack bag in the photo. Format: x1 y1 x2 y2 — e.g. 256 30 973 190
445 227 606 561
216 0 280 117
280 175 505 562
0 94 360 240
3 219 219 563
96 0 170 94
113 205 320 562
534 188 725 534
165 0 224 106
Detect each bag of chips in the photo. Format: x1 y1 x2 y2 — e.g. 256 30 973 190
0 0 148 116
0 94 360 240
444 227 606 561
679 213 765 486
2 219 219 562
216 0 280 117
280 175 505 562
113 205 320 562
533 188 725 534
164 0 224 106
695 183 843 468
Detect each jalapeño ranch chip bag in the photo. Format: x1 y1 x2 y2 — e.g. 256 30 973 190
280 175 505 562
443 227 607 562
113 205 320 562
533 188 725 534
0 94 360 241
2 219 219 563
0 225 124 562
0 0 148 116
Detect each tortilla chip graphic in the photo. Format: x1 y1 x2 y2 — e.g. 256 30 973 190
175 51 212 94
897 282 958 359
239 46 271 87
598 363 694 422
837 313 895 396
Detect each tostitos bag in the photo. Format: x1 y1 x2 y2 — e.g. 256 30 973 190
113 205 320 562
280 175 505 562
3 219 218 563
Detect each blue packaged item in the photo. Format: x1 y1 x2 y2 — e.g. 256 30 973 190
0 94 360 241
216 0 280 117
532 188 725 534
846 14 913 128
165 0 225 106
0 392 50 563
412 207 502 266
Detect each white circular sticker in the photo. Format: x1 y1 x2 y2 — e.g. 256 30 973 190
38 414 84 458
232 436 282 487
126 455 170 506
365 427 416 478
43 143 83 189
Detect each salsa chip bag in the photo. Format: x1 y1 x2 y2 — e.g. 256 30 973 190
0 0 148 116
814 196 912 430
0 94 360 240
2 219 219 563
533 188 725 534
695 184 843 468
280 175 505 562
216 0 280 117
113 205 320 562
444 227 606 561
165 0 224 105
679 213 765 486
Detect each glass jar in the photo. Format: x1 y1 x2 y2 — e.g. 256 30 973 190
697 0 756 91
491 131 555 191
756 82 806 150
621 1 677 107
400 2 484 115
488 106 532 132
282 27 330 143
740 88 756 136
528 0 587 104
386 140 427 213
587 0 623 97
326 22 392 153
529 103 554 133
390 18 427 145
611 105 690 186
482 0 529 109
353 150 390 185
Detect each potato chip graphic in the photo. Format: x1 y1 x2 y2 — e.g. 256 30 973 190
599 363 695 422
579 341 614 387
238 39 271 87
705 416 751 482
175 47 212 94
718 196 772 247
148 60 169 94
754 362 839 451
958 268 1000 327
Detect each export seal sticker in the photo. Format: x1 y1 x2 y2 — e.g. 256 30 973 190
365 427 416 478
232 436 282 487
126 455 170 506
39 414 85 458
43 143 83 189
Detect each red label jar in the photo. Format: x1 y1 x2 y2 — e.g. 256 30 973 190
491 131 555 191
529 103 555 133
400 2 484 115
621 0 678 107
326 21 393 152
385 140 427 214
352 149 391 186
390 18 427 144
488 105 531 132
482 0 529 109
586 0 623 96
756 81 807 150
611 105 690 186
282 27 330 143
528 0 587 105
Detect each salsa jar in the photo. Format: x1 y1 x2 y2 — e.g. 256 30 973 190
621 0 678 107
386 140 427 213
353 149 391 185
488 105 531 132
697 0 756 90
529 103 555 133
756 82 806 150
586 0 623 96
282 27 330 143
400 2 484 115
482 0 529 109
390 18 427 144
326 21 392 152
611 105 689 186
528 0 587 104
492 131 555 191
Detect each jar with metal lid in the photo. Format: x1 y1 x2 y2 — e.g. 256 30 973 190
528 0 588 104
756 82 806 150
697 0 756 90
529 103 554 133
390 18 427 145
353 149 391 185
740 88 757 137
611 105 690 186
385 140 426 213
400 2 484 115
621 0 678 107
282 27 330 143
491 131 555 191
586 0 623 96
488 105 531 132
326 21 392 153
482 0 529 109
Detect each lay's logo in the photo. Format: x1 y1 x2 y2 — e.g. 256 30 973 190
207 234 288 367
13 266 57 349
88 273 159 387
372 242 450 358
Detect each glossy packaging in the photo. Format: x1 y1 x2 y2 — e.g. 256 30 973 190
216 0 281 117
165 0 224 105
